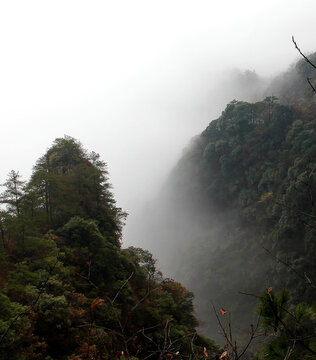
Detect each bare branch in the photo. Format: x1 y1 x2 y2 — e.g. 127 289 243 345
211 301 234 349
76 272 98 289
284 339 296 360
307 77 316 92
112 271 134 303
292 36 316 71
292 36 316 93
236 314 261 360
262 246 315 288
211 300 263 360
76 260 99 289
128 285 159 314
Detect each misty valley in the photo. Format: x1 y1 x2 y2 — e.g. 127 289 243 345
1 52 316 360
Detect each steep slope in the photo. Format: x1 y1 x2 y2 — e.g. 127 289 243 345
139 55 316 345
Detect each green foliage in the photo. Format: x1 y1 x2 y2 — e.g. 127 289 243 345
258 289 291 331
26 136 125 244
0 137 216 359
161 75 316 352
0 170 25 217
257 290 316 359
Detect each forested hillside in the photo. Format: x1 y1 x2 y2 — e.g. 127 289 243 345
138 55 316 359
0 137 218 359
1 53 316 360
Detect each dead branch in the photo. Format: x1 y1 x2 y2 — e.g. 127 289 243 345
307 77 316 92
292 36 316 92
76 260 99 289
211 300 263 360
237 315 261 360
112 271 134 303
127 284 159 315
211 301 237 359
262 246 314 288
76 272 98 289
284 339 296 360
292 36 316 71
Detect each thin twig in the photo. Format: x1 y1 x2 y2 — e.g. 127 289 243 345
210 301 235 351
237 314 261 360
292 36 316 93
307 78 316 92
292 36 316 70
76 272 98 289
262 246 315 288
240 289 316 341
112 272 134 303
284 339 296 360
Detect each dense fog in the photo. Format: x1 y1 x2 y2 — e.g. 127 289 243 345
1 1 315 222
2 1 316 343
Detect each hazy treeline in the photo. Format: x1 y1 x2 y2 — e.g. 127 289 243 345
132 54 316 358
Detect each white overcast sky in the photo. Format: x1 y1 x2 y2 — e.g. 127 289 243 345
1 0 316 244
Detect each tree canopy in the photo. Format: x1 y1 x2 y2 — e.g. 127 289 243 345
0 136 218 359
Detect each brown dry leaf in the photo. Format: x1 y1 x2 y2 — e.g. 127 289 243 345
259 192 273 203
203 347 208 358
91 297 105 310
219 308 227 316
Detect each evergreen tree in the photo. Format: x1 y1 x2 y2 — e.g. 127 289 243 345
0 136 217 359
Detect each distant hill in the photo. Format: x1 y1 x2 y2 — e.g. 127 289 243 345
139 54 316 355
